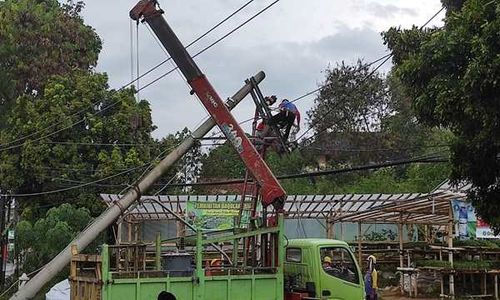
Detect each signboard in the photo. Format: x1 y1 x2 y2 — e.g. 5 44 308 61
476 218 500 239
186 201 254 231
451 200 499 239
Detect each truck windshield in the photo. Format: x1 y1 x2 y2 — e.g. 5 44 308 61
320 247 359 284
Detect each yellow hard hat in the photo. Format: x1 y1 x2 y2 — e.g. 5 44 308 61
210 258 221 266
323 256 332 263
367 255 376 264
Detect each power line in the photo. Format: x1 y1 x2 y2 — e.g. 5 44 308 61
138 0 280 92
131 0 257 88
0 0 258 152
36 143 448 175
45 155 449 190
169 155 448 187
0 146 187 198
307 143 450 153
0 163 149 197
294 56 391 144
291 6 446 144
1 145 447 197
31 141 225 147
419 7 445 29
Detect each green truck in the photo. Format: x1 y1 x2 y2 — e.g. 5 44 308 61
70 215 364 300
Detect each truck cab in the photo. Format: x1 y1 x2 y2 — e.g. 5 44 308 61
284 239 364 300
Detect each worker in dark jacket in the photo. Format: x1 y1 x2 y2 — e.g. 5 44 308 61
267 98 301 142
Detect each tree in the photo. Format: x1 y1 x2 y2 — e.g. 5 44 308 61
200 142 246 180
308 60 390 134
0 0 101 104
305 61 443 168
175 128 203 193
383 0 500 230
0 71 157 217
15 203 92 273
0 0 133 217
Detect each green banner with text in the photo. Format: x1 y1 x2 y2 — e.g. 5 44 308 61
186 201 253 230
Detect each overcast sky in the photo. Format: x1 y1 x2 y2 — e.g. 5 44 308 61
81 0 444 140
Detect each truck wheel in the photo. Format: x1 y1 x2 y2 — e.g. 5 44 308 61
158 291 176 300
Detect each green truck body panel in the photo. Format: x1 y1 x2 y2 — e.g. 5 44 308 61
100 216 285 300
97 223 363 300
104 275 282 300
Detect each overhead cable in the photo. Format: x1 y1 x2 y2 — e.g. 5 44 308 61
0 0 258 151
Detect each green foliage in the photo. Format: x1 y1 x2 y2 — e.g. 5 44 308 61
0 71 157 218
358 229 397 242
200 142 245 180
308 60 390 134
305 59 450 173
416 259 500 270
0 0 101 103
0 0 161 221
453 238 500 248
15 203 92 273
416 259 452 269
383 0 500 231
176 128 203 192
380 74 437 158
315 163 450 195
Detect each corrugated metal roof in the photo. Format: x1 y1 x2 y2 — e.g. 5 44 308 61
100 190 466 224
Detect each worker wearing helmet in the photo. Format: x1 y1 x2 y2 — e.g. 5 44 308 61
264 95 277 106
364 255 378 300
205 258 222 276
322 256 333 272
263 98 301 144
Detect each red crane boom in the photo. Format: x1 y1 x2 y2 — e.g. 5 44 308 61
130 0 286 209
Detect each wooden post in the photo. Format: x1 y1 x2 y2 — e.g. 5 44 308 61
357 223 362 267
424 225 429 243
177 219 186 238
440 274 444 297
331 218 336 239
481 273 486 295
339 206 344 241
494 274 498 300
134 222 139 242
326 216 333 239
70 245 78 280
415 271 418 298
155 232 161 271
448 206 455 299
117 219 123 244
398 214 404 295
127 222 132 242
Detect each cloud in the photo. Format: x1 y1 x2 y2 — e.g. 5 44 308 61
145 25 390 137
81 1 393 139
366 3 417 19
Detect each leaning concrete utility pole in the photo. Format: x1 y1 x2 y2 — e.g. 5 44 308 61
11 71 265 300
